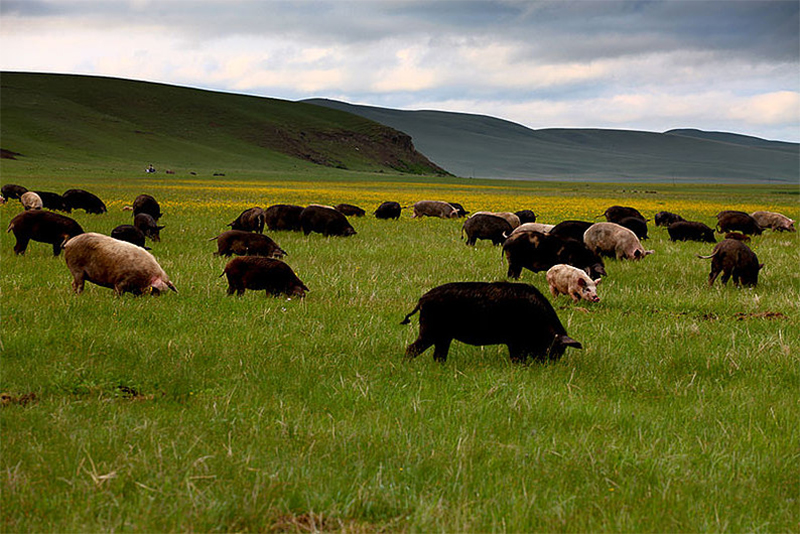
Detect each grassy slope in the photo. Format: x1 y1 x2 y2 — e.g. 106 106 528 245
305 99 800 183
1 166 798 531
0 72 446 177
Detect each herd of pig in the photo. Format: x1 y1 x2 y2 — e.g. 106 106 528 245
2 183 795 364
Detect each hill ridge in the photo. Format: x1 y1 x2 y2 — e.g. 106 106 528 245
304 98 799 184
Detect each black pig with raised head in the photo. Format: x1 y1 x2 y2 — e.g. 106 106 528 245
401 281 582 363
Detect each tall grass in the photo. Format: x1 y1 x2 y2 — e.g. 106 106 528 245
2 172 798 532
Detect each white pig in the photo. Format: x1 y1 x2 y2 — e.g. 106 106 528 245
546 264 602 303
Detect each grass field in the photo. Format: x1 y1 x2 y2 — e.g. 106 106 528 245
1 167 798 532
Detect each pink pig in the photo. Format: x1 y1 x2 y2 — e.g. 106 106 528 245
546 264 602 303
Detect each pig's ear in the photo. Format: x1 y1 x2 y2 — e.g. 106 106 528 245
594 278 602 285
758 263 765 270
577 277 586 287
645 250 655 255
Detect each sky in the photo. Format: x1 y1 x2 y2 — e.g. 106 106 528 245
2 0 799 142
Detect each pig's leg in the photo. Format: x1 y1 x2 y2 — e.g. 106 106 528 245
431 338 452 363
405 336 433 359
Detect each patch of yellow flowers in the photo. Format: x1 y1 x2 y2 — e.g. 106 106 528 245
104 178 798 223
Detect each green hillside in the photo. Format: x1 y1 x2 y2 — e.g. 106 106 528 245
305 99 800 184
0 72 448 177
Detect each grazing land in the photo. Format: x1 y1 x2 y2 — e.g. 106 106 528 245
1 166 798 532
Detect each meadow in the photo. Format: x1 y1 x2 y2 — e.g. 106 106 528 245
1 167 798 532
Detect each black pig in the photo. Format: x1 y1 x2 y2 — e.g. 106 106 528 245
228 207 266 233
111 224 150 249
132 194 162 221
6 210 84 255
374 201 402 220
134 213 164 242
462 213 512 246
63 189 107 214
264 204 304 231
401 281 582 363
698 239 763 287
300 205 356 237
211 230 286 258
668 221 716 243
222 257 308 297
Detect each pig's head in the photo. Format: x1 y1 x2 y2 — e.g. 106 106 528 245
150 277 177 296
577 277 601 303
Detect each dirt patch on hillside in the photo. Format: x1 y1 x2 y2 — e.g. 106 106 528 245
1 392 37 407
1 149 22 159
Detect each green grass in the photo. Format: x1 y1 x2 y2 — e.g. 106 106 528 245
1 169 798 532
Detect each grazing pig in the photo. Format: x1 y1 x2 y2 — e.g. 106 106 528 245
448 202 469 218
300 205 356 237
401 281 582 363
503 231 606 280
211 230 286 258
655 211 685 227
715 211 763 235
34 191 69 212
110 224 150 249
697 239 763 287
472 211 521 229
584 222 654 260
62 189 107 214
603 205 646 223
222 257 308 297
1 184 28 200
515 209 537 224
132 194 162 221
20 191 43 210
335 203 366 217
510 222 554 235
668 221 716 243
6 210 84 255
412 200 460 219
550 220 593 242
228 207 266 233
546 264 602 303
64 233 177 296
750 210 795 232
618 216 648 240
134 213 164 242
462 213 512 246
264 204 304 231
724 232 750 242
374 201 402 220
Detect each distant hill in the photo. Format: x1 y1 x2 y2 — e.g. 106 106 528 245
0 72 448 176
305 99 799 184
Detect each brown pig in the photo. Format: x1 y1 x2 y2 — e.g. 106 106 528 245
64 233 177 296
546 264 602 303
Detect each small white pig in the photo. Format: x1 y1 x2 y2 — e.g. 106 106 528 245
546 264 602 303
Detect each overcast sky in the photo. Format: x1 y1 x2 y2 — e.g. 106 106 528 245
2 0 798 141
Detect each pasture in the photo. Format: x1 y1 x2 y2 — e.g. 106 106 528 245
2 169 798 532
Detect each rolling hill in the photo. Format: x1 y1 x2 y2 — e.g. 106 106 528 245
305 99 799 184
0 72 448 176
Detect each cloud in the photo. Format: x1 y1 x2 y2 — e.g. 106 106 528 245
1 0 798 140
